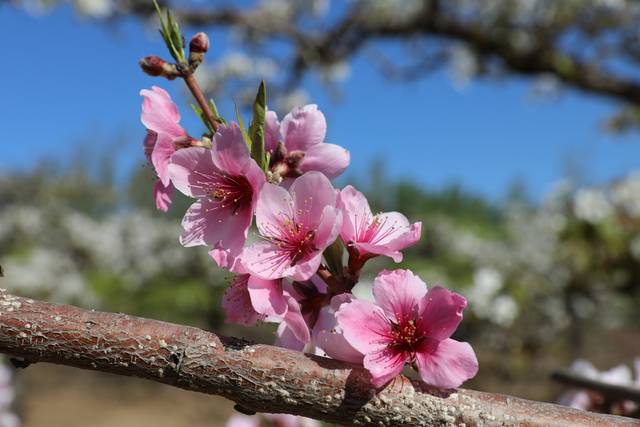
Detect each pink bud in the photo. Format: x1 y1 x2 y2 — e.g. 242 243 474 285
139 56 179 80
189 32 209 53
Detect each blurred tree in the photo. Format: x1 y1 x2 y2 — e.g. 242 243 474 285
11 0 640 130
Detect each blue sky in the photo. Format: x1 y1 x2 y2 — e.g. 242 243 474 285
2 4 639 201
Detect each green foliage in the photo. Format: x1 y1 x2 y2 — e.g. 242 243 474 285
153 0 185 63
248 81 267 170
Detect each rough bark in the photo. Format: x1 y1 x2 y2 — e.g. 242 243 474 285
0 290 636 427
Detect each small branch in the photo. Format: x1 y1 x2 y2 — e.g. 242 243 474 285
181 71 220 132
0 290 636 426
552 370 640 404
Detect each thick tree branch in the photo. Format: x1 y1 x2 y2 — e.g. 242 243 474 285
0 290 636 427
127 2 640 107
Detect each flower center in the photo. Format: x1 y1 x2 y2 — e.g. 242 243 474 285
354 213 401 244
194 170 253 214
387 319 424 352
271 219 317 265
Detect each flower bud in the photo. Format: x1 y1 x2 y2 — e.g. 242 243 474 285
189 32 209 53
139 56 180 80
188 32 209 70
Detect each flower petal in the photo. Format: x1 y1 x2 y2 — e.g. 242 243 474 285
364 347 407 388
264 109 281 153
153 180 173 212
241 241 297 280
140 86 184 138
415 338 479 389
336 299 391 355
290 172 337 227
418 286 467 341
179 198 251 254
222 275 260 326
168 147 214 198
300 143 350 178
255 183 295 238
338 185 374 244
275 322 306 351
280 104 327 151
211 122 252 176
151 133 175 186
247 276 287 317
373 269 427 324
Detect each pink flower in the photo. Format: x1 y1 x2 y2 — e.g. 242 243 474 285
221 274 310 350
169 123 266 271
140 86 190 211
339 185 421 264
265 105 350 179
226 413 319 427
241 172 342 281
336 269 478 388
313 293 363 364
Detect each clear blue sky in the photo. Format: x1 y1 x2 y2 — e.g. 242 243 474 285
2 4 639 201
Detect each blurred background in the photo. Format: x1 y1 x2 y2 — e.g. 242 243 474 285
1 0 640 425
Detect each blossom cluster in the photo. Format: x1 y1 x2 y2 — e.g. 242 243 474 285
140 84 478 389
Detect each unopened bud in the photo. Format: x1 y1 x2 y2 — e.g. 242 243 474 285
139 56 180 80
189 32 209 53
188 32 209 70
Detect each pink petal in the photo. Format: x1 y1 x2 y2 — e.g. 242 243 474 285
289 253 324 281
151 133 176 186
209 246 246 273
312 205 342 253
289 172 337 226
300 143 350 178
153 180 173 212
143 131 157 162
222 275 261 326
247 276 287 317
241 241 297 280
338 185 374 244
314 294 363 364
280 104 327 151
179 199 251 254
282 293 311 344
225 415 260 427
372 269 427 324
255 183 295 238
140 86 184 138
211 122 252 176
415 338 479 388
418 286 467 341
168 147 213 198
264 109 281 153
275 322 306 351
336 299 391 355
364 347 407 388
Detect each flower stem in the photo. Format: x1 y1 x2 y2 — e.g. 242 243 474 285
182 71 220 133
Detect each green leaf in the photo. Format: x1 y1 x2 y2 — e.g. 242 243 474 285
153 0 184 62
234 100 252 150
208 99 226 125
249 81 267 170
323 236 345 279
190 103 214 133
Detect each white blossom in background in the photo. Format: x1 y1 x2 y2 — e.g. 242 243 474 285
72 0 113 17
611 173 640 217
467 268 518 326
573 188 613 223
448 45 478 90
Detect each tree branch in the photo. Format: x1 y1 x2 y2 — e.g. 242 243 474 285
0 290 635 426
552 370 640 404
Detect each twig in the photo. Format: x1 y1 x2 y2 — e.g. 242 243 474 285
0 290 636 426
552 370 640 404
